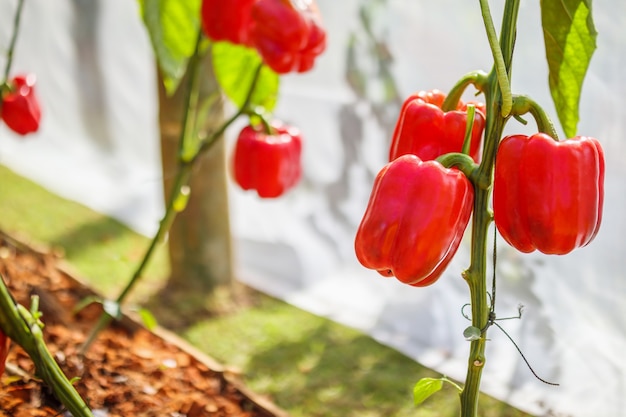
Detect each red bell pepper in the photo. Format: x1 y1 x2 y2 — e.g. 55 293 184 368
233 121 302 198
493 133 604 255
1 74 41 136
389 90 485 163
200 0 256 46
249 0 326 74
354 154 474 286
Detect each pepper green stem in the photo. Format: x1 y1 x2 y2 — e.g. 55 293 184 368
462 104 476 155
442 71 489 112
479 0 513 118
459 1 520 416
511 94 560 140
80 53 264 355
191 63 264 165
0 275 94 417
179 30 206 162
436 152 477 181
3 0 25 82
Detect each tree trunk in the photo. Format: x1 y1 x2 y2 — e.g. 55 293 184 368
155 52 234 326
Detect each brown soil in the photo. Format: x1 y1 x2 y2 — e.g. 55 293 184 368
0 232 286 417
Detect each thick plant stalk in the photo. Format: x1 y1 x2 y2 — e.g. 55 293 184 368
0 274 94 417
459 0 520 415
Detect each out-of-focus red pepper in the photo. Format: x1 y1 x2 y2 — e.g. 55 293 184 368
249 0 326 74
1 74 41 136
200 0 256 46
0 330 8 376
354 154 474 286
233 121 302 198
493 133 604 255
389 90 485 163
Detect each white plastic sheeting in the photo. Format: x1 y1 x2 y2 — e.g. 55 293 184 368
1 1 625 416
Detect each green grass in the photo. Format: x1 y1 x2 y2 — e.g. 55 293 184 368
0 164 531 417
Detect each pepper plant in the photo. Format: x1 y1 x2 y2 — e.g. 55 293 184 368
80 0 327 350
0 0 327 414
355 0 601 415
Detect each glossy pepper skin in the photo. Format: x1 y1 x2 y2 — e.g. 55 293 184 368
1 74 41 135
200 0 256 46
233 121 302 198
354 154 474 286
493 133 605 255
249 0 326 74
389 90 485 163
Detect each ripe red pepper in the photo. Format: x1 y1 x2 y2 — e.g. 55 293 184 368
200 0 256 46
493 133 604 255
1 74 41 135
233 121 302 198
389 90 485 163
354 154 474 286
249 0 326 74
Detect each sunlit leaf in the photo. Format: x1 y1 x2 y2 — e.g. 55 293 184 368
212 42 279 112
137 0 202 94
541 0 597 137
413 377 443 406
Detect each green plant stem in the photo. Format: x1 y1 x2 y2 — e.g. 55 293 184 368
436 152 477 179
459 1 520 416
0 275 94 417
3 0 25 82
192 62 264 164
79 59 264 355
442 70 488 112
179 30 205 162
462 104 476 155
511 94 560 139
479 0 513 117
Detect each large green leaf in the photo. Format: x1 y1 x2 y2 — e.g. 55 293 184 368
212 42 279 113
541 0 597 137
137 0 201 94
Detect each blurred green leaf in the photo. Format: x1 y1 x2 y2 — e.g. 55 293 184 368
413 377 443 406
137 0 202 94
137 308 158 331
541 0 597 137
212 42 279 112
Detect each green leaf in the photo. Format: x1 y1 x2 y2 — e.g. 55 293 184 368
137 0 202 94
463 326 482 341
212 42 279 112
137 308 158 331
541 0 597 137
413 377 444 406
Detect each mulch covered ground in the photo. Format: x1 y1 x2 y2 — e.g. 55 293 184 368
0 232 286 417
